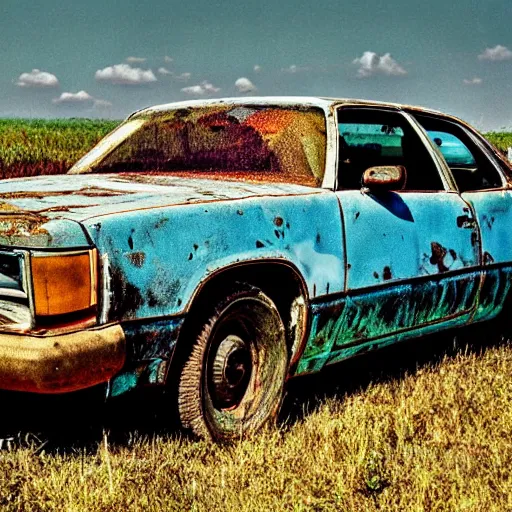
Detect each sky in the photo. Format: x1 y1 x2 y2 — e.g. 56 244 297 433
1 0 511 131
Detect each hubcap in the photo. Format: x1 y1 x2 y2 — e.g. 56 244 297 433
210 334 252 409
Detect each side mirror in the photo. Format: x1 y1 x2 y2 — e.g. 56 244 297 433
362 165 407 191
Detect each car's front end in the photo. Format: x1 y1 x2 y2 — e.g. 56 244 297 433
0 212 125 393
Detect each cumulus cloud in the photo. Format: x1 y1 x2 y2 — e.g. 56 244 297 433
181 80 220 96
478 45 512 61
235 77 257 93
52 90 94 104
463 77 483 85
126 56 147 64
353 51 407 78
95 63 157 85
253 65 261 73
164 56 173 63
158 67 173 75
16 69 59 88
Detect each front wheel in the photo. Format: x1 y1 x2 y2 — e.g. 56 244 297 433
178 285 288 442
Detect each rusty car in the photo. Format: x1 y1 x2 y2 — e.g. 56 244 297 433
0 97 510 441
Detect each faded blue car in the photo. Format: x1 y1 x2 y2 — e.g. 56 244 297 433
0 97 510 441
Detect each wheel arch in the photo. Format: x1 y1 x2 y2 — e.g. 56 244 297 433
175 259 310 375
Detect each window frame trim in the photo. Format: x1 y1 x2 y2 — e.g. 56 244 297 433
406 111 510 193
333 105 455 193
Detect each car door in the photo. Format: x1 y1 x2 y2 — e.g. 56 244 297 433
323 106 481 365
411 112 512 323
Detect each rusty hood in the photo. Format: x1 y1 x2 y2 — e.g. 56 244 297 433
0 173 321 248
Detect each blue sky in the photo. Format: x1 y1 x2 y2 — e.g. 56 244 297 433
2 0 511 130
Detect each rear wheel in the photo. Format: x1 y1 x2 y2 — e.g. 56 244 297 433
178 284 287 441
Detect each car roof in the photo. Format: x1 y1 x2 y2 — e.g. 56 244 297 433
131 96 448 119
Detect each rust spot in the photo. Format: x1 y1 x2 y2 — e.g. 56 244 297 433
109 266 144 320
383 266 392 280
0 187 135 200
274 216 283 227
483 252 495 264
482 215 495 230
430 242 448 272
126 251 146 268
154 218 169 229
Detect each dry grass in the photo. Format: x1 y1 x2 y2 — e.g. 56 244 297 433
0 327 511 511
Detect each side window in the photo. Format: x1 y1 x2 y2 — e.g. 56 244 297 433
337 108 444 191
414 114 504 192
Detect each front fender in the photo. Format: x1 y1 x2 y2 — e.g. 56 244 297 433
84 192 345 322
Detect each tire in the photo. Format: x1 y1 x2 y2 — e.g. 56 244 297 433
177 284 288 442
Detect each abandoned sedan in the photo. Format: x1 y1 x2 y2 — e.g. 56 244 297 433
0 97 510 441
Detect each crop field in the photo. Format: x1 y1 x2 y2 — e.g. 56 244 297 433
0 119 511 511
0 119 118 179
0 119 510 179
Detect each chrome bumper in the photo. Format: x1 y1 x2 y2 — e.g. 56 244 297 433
0 324 126 393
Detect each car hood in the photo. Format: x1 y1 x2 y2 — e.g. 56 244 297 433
0 173 322 222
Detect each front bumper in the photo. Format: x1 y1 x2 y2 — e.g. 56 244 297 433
0 324 126 393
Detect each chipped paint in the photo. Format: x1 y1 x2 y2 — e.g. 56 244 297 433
296 271 481 374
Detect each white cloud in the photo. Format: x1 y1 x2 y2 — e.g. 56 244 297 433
281 64 308 74
52 90 94 104
353 51 407 78
126 56 147 64
181 80 220 96
235 77 257 93
253 65 261 73
158 67 173 75
478 45 512 61
95 63 157 85
164 55 173 63
94 99 113 108
16 69 59 88
175 72 191 81
463 77 483 85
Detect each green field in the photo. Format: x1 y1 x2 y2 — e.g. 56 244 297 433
0 119 118 179
0 118 509 179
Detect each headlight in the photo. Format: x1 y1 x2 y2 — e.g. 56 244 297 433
31 249 97 317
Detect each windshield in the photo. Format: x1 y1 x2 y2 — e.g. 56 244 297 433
69 105 327 186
